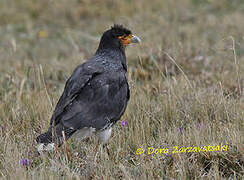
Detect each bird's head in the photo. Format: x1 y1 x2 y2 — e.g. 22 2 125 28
97 24 141 53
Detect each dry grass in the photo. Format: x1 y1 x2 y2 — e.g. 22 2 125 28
0 0 243 179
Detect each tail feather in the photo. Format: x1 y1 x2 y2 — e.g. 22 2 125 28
36 124 76 151
36 131 53 144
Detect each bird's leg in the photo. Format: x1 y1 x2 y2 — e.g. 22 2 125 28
99 144 104 157
96 127 112 161
93 127 112 164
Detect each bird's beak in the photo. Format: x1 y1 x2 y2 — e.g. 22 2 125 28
130 35 141 43
118 34 141 46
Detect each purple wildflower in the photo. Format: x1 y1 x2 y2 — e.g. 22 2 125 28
1 125 6 132
120 120 128 127
197 122 201 129
179 127 183 134
20 158 30 166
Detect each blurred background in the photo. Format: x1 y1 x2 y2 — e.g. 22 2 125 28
0 0 243 179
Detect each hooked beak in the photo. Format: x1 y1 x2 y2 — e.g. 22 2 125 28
118 34 141 46
130 35 141 43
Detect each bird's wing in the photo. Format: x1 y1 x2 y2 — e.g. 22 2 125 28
50 63 104 126
51 68 129 130
60 72 129 130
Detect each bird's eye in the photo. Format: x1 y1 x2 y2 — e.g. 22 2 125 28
118 35 126 40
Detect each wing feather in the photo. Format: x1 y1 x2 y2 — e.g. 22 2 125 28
50 63 103 126
50 61 129 131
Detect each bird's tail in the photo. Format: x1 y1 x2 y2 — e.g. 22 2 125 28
36 124 75 152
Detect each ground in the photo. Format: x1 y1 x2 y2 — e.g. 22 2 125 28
0 0 243 179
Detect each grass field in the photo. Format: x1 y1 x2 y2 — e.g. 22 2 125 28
0 0 243 179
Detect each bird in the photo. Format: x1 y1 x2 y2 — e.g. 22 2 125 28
36 24 141 151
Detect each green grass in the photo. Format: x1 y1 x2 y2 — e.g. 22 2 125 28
0 0 243 179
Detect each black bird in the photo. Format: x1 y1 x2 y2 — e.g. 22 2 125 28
36 25 140 151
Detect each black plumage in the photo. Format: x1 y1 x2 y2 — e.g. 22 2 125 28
36 25 140 149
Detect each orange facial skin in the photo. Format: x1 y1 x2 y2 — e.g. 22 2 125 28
118 34 133 46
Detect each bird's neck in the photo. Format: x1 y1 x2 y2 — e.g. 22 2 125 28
95 48 127 71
